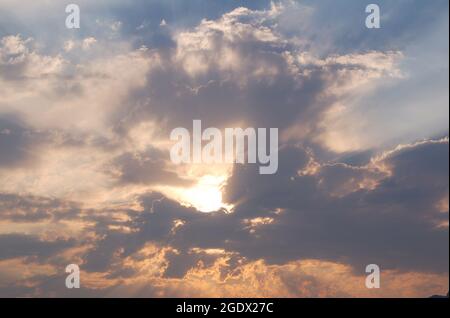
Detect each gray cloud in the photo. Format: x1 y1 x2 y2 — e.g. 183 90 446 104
108 148 192 186
0 193 82 222
0 115 38 168
0 234 75 261
111 21 337 137
77 139 448 279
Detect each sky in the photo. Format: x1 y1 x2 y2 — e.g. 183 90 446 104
0 0 448 297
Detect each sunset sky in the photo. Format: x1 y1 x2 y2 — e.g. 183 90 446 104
0 0 448 297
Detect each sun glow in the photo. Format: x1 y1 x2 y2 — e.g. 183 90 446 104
184 183 222 212
178 175 232 213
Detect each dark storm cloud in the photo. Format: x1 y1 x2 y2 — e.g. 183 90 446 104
0 115 37 168
0 193 82 222
336 150 374 166
0 234 75 261
83 195 200 272
108 147 192 186
163 249 220 278
220 140 449 273
79 139 448 278
81 191 241 275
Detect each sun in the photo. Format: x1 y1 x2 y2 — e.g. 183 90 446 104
183 178 223 212
178 175 232 213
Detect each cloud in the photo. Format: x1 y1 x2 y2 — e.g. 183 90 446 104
219 139 449 273
0 193 79 223
112 3 403 140
4 257 446 298
72 139 448 283
0 114 43 169
0 35 64 80
0 234 75 261
0 1 448 297
107 147 192 186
